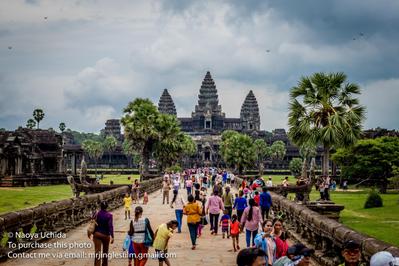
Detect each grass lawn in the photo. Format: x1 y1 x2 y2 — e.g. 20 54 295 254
0 185 72 214
286 188 399 247
99 174 140 185
0 174 140 214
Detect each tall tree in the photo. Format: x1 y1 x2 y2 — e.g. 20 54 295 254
121 99 159 176
271 140 286 161
254 139 271 175
26 119 36 129
299 142 317 179
288 72 365 176
122 139 140 168
59 122 66 133
332 137 399 193
103 135 118 167
82 140 104 177
33 109 45 129
289 158 303 177
220 131 256 174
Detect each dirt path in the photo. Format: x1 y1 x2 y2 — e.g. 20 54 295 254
4 188 240 266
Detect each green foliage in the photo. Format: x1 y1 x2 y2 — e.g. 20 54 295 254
332 137 399 193
364 190 383 209
165 164 183 173
103 135 118 152
254 139 271 174
271 140 286 160
220 130 256 173
82 140 104 160
33 108 45 129
288 72 365 176
26 118 36 129
65 129 103 144
289 158 303 176
59 122 66 132
121 98 195 174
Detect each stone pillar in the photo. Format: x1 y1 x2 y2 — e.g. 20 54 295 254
71 153 76 175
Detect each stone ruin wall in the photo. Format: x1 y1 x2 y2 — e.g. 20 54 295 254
0 177 163 261
233 176 399 265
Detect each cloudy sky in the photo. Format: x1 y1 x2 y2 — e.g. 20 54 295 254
1 0 398 133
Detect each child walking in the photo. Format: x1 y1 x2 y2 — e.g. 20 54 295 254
143 192 148 205
153 220 179 266
220 209 231 239
123 193 132 220
230 214 240 252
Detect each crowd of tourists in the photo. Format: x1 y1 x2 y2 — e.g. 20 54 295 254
87 167 398 266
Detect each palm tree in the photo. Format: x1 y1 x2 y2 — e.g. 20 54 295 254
299 142 317 179
288 72 365 177
254 139 270 175
103 135 118 167
26 119 36 129
121 99 161 176
82 140 104 177
33 109 45 129
271 140 286 160
59 122 66 133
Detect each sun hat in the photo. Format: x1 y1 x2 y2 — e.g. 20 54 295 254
370 251 399 266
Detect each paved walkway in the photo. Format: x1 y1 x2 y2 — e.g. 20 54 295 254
5 188 240 266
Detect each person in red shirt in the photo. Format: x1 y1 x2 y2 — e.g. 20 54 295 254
253 191 260 206
272 218 289 259
230 214 241 252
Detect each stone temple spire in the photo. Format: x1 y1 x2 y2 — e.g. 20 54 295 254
158 89 177 116
195 71 222 114
240 90 260 131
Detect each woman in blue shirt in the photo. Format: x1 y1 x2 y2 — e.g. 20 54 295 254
233 190 247 222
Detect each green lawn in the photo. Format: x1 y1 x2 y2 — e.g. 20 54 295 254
286 189 399 247
0 174 140 214
0 185 72 214
99 174 140 185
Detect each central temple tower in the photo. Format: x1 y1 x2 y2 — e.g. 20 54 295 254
191 71 225 131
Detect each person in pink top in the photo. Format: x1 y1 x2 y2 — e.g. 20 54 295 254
206 190 225 235
241 198 263 247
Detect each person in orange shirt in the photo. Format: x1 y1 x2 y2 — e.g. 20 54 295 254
230 214 241 252
183 194 202 250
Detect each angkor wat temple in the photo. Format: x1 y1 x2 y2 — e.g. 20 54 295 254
157 71 269 167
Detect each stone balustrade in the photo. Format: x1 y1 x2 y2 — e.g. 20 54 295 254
233 176 399 265
0 177 163 261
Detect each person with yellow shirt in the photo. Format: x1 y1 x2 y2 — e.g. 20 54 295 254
183 194 202 250
123 193 132 220
153 220 179 266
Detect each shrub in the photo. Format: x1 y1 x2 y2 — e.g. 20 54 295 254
364 190 383 209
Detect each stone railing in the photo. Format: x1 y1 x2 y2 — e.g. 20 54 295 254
0 177 163 261
233 176 399 265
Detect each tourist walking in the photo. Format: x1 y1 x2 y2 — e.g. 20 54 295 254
132 179 140 204
124 221 135 266
183 194 202 250
185 177 193 195
206 190 225 235
230 214 241 252
234 190 248 222
220 209 231 239
92 201 114 266
153 220 179 266
131 206 155 266
170 189 185 233
254 220 276 266
272 218 288 259
241 198 263 247
222 186 234 217
123 193 132 220
197 191 208 237
259 187 272 220
162 178 171 204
